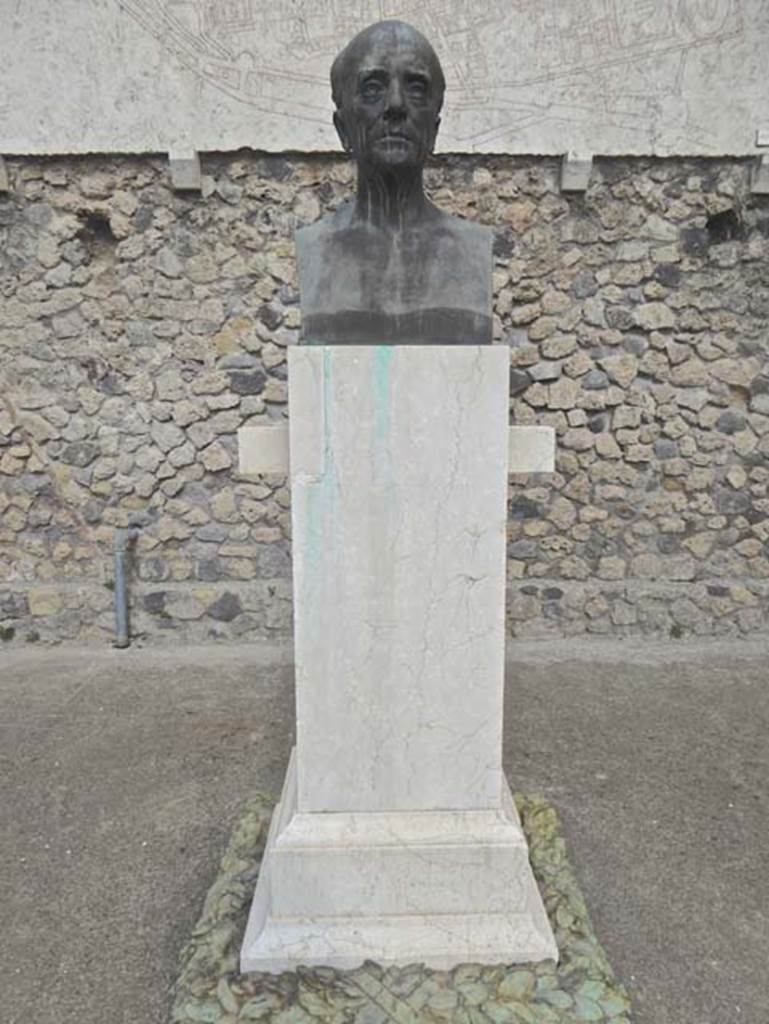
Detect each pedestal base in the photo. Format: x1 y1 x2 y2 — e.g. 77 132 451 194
240 750 558 972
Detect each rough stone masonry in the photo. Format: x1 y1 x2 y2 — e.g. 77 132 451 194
0 154 768 645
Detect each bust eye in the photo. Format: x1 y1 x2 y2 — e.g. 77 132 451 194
360 78 385 100
406 77 428 99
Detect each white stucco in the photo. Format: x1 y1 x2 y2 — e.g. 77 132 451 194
1 1 767 156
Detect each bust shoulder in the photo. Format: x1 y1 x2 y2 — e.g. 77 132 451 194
423 210 492 264
296 203 355 249
298 201 490 232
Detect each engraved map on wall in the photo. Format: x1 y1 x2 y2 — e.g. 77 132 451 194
1 0 767 155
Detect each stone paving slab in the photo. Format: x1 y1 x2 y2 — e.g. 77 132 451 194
170 794 633 1024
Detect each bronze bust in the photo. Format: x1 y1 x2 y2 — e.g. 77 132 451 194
297 20 492 346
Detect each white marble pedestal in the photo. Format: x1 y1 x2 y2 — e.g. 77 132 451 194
240 346 558 971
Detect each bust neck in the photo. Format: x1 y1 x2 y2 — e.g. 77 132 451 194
353 164 432 230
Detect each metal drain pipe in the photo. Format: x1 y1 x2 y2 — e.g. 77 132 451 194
114 526 140 649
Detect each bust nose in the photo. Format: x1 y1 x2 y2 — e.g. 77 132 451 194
383 78 406 120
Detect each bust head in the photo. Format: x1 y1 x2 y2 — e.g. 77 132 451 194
296 21 491 346
331 20 445 174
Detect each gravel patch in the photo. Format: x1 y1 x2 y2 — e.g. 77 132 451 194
171 794 633 1024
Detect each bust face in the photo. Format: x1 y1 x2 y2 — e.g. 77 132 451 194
333 24 443 172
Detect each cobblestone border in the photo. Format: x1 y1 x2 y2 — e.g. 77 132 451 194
170 794 633 1023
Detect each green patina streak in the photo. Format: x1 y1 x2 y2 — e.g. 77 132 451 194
303 350 335 589
373 347 395 496
373 345 394 445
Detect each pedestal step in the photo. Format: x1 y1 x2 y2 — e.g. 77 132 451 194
240 751 558 972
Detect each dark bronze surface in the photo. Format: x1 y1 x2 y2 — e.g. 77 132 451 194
297 21 492 346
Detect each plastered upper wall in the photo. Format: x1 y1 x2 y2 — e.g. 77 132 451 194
1 1 767 157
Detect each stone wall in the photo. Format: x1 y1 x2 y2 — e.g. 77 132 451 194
1 153 768 646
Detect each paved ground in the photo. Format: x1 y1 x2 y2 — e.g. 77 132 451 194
2 638 767 1024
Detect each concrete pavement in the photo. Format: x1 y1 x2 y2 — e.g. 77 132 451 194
2 639 767 1024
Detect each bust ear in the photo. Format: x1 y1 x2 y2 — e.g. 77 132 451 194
333 111 352 153
428 115 441 153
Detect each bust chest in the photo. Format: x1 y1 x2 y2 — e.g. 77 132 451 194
297 214 493 345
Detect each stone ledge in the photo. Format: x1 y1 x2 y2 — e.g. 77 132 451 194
170 794 632 1023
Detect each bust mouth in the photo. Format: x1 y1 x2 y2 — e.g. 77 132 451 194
372 126 414 141
376 132 415 146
